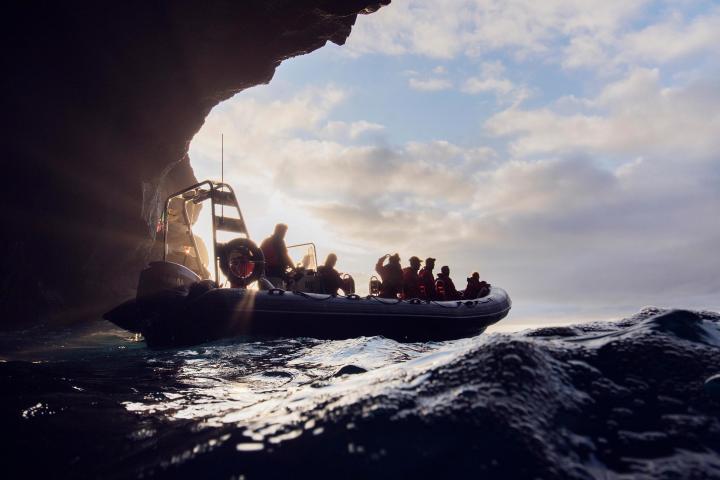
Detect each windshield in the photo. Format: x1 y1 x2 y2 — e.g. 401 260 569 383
287 243 317 272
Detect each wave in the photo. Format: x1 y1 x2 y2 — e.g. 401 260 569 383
1 308 719 479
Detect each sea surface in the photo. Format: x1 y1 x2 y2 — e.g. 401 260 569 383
1 308 719 479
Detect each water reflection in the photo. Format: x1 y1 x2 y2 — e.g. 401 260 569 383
123 336 444 441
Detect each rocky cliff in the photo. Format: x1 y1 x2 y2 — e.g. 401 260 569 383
1 0 388 326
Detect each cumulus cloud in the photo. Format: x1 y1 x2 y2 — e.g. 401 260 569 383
461 61 529 103
408 77 453 91
347 0 648 62
192 0 720 325
190 72 720 318
323 120 385 140
619 9 720 64
192 86 493 241
347 0 720 74
485 68 720 159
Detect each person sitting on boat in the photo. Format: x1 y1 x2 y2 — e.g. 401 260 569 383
375 253 403 298
402 256 422 299
317 253 344 295
260 223 295 287
435 265 461 300
418 257 437 300
463 272 491 299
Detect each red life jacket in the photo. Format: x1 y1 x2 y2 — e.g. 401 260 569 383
464 278 490 299
436 273 460 300
260 237 278 265
401 267 420 299
260 236 287 276
418 267 436 300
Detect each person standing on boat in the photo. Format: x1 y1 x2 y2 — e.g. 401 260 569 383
436 265 461 300
260 223 295 287
463 272 491 299
317 253 344 295
375 253 403 298
402 256 422 299
418 257 437 300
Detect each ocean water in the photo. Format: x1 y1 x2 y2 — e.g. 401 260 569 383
1 308 719 479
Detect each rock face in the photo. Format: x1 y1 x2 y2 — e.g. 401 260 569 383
2 0 388 326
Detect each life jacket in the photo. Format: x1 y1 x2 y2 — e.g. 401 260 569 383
260 236 278 265
418 267 436 300
464 278 490 299
402 267 421 299
435 278 446 299
260 235 286 276
436 273 459 300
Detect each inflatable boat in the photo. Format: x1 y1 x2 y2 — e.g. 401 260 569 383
103 180 511 348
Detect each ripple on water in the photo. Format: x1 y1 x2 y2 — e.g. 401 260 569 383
0 309 718 479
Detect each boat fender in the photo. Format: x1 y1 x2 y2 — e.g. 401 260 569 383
219 238 265 287
346 293 361 300
408 298 423 305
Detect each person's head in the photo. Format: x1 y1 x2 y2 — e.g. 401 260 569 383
389 253 400 264
469 272 480 281
441 265 450 276
274 223 288 239
425 257 436 270
325 253 337 268
409 256 421 270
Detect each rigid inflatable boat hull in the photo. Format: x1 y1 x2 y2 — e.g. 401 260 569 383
131 287 511 348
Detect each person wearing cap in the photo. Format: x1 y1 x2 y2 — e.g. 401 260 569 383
435 265 461 300
418 257 437 300
375 253 403 298
463 272 491 299
401 256 422 299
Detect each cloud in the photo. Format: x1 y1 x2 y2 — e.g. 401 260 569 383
323 120 385 140
619 9 720 64
461 61 529 103
347 0 649 62
485 68 720 159
347 0 719 74
408 77 453 91
191 65 720 317
463 77 514 96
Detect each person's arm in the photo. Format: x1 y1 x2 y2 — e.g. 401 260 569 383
333 270 344 292
278 239 294 270
375 256 386 275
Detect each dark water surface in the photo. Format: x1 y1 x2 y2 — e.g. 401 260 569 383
2 308 719 479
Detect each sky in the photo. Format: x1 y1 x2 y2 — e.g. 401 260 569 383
189 0 720 326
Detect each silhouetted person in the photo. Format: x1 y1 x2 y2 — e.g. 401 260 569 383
436 265 460 300
317 253 344 295
260 223 294 286
402 256 422 299
464 272 491 299
375 253 403 298
418 257 437 300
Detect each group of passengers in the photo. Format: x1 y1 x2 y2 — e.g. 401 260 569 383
259 223 490 300
375 254 490 301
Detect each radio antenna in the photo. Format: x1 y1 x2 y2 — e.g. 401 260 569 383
221 133 224 219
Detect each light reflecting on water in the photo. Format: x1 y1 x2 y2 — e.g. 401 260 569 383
3 309 719 479
121 335 449 443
